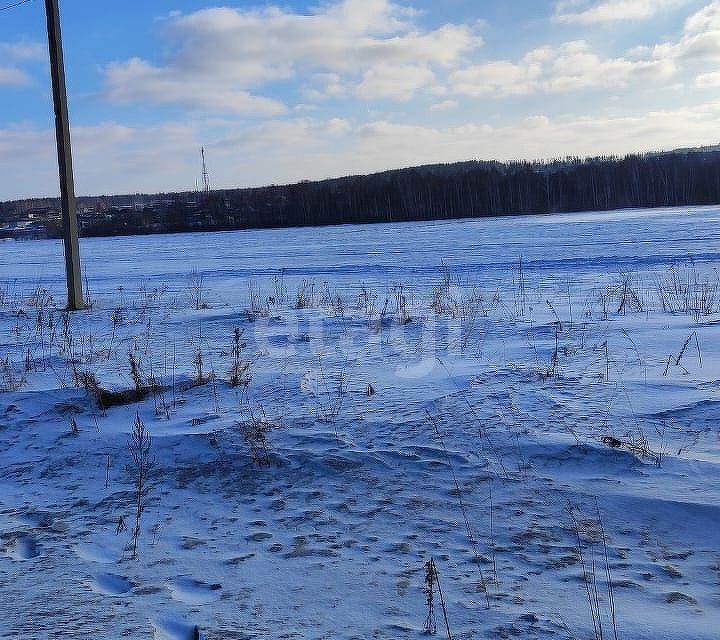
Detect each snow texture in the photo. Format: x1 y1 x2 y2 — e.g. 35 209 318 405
0 205 719 638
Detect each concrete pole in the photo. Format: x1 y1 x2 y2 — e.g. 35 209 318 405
45 0 84 310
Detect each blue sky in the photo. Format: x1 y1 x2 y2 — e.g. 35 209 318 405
2 0 720 199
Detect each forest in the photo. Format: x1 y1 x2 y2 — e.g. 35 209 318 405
257 148 720 227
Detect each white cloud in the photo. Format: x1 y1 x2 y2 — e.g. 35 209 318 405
450 60 538 97
216 103 720 184
0 41 45 88
0 125 51 159
430 100 458 111
104 0 482 111
450 41 673 97
648 1 720 66
0 41 44 62
75 122 202 191
355 64 436 100
1 120 208 197
695 70 720 86
234 117 352 149
326 117 353 135
451 2 720 100
164 2 475 74
553 0 688 24
523 115 551 129
0 67 31 87
105 58 286 116
684 0 720 33
343 105 720 170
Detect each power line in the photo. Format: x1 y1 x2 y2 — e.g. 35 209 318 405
0 0 32 12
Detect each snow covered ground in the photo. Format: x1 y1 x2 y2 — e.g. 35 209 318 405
1 205 719 639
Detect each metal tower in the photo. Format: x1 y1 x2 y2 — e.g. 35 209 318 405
201 147 210 195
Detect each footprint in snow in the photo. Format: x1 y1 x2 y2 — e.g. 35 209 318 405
168 576 222 604
74 541 123 564
90 572 134 595
14 511 54 529
7 535 40 560
151 617 203 640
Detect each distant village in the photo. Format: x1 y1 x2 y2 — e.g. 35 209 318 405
0 190 288 239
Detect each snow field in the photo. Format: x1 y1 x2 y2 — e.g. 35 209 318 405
0 207 719 639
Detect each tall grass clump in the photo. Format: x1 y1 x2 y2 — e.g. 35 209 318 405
128 412 155 559
424 558 453 638
655 262 719 319
567 504 619 640
229 327 251 387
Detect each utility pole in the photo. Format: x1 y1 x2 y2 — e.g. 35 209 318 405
45 0 84 310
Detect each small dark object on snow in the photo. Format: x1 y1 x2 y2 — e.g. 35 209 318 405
602 436 622 448
192 625 200 640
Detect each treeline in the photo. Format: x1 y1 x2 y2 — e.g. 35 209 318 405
5 147 720 237
262 150 720 227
